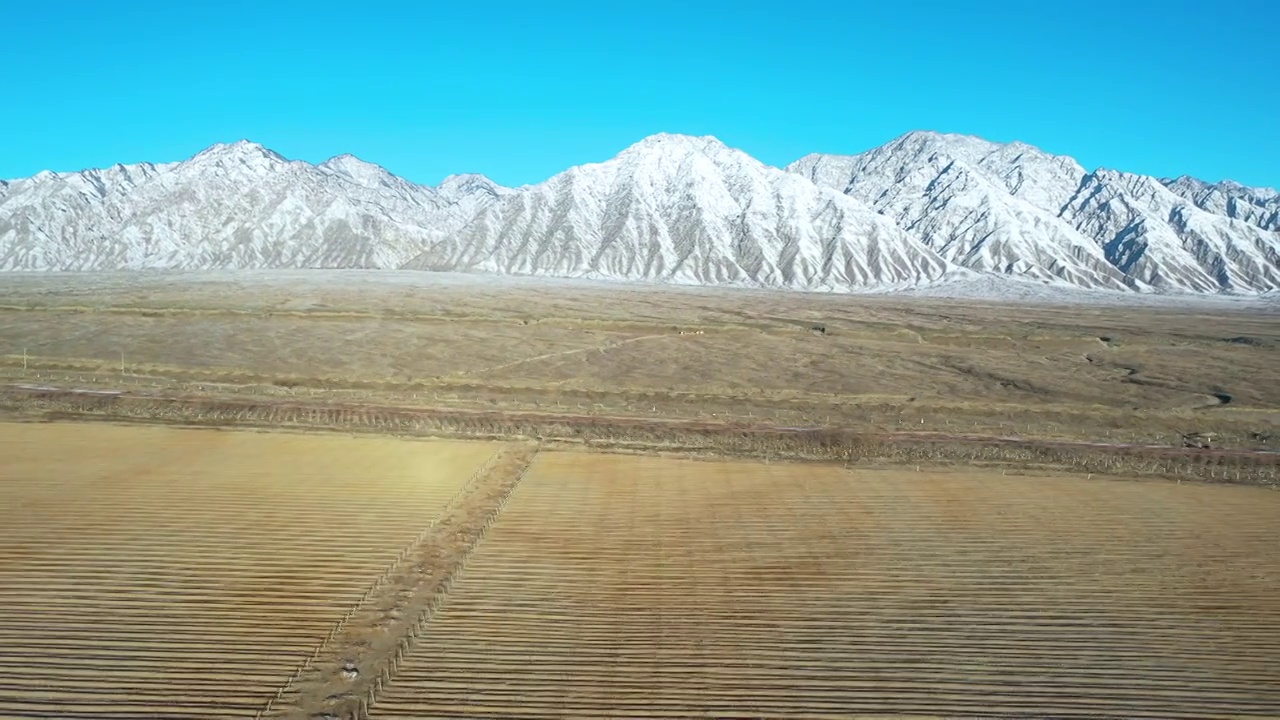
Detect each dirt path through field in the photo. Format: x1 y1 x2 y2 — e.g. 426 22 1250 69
0 424 501 718
368 452 1280 718
258 445 538 719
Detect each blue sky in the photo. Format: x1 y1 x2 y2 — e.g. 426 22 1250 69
3 0 1277 188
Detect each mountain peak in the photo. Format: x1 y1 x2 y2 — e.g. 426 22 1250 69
196 139 275 155
1 131 1275 293
1218 178 1278 198
317 153 401 188
438 173 509 195
888 130 1005 157
188 140 287 168
1164 174 1278 197
895 129 952 142
439 172 487 183
622 133 728 155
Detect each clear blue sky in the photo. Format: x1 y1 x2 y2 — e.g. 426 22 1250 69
3 0 1277 188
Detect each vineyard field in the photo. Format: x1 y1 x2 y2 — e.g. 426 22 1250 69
2 423 1278 718
0 422 501 718
370 451 1280 718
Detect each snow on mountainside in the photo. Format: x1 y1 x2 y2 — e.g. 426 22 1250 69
1 132 1277 294
788 131 1280 293
1061 169 1280 292
317 153 420 194
435 173 519 223
1161 176 1280 232
0 142 506 270
404 134 953 289
788 132 1132 290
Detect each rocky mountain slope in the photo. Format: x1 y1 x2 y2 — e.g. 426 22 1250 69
1160 176 1279 232
0 142 506 271
404 134 952 289
787 131 1279 293
2 132 1276 294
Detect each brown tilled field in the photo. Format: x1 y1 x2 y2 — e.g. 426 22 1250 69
0 422 500 718
370 451 1280 719
1 422 1278 718
0 272 1277 718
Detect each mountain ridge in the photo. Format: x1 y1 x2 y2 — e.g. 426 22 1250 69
404 132 954 289
2 132 1276 294
788 131 1278 293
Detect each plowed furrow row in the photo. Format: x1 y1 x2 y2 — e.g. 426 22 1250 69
258 444 538 719
370 452 1280 719
0 423 500 718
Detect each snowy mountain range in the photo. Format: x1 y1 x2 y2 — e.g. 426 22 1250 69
2 132 1277 294
0 141 511 271
404 134 950 289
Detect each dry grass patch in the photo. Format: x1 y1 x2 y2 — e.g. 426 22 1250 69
0 272 1275 448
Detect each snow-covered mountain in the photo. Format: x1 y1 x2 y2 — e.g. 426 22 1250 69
2 132 1277 294
788 133 1131 290
404 134 952 289
1161 176 1279 232
0 141 506 270
788 131 1279 293
1061 169 1279 292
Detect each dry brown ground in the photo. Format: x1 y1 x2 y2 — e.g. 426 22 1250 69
371 450 1280 718
2 422 1278 719
0 421 501 718
0 272 1275 450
